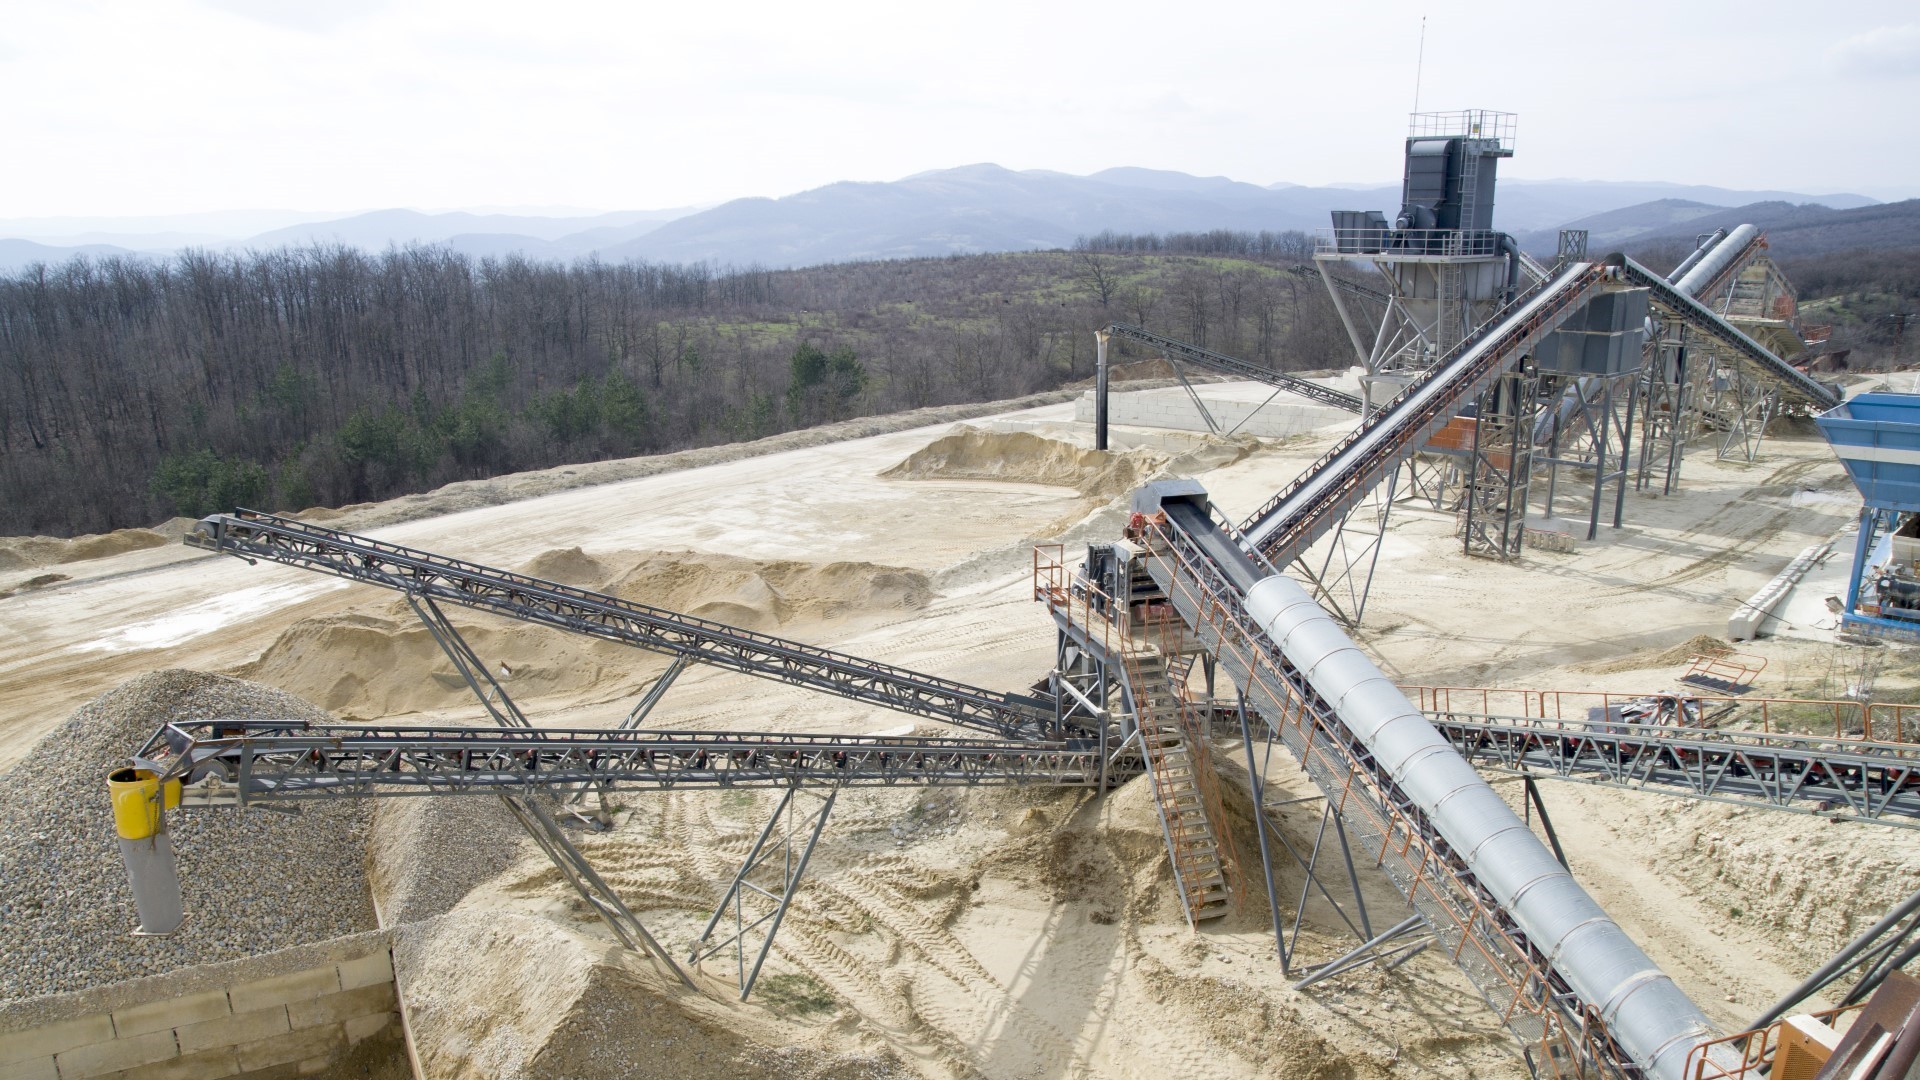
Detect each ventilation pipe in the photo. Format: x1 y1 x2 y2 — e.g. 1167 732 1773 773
1240 573 1724 1080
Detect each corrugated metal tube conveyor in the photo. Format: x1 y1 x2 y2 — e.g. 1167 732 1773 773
1140 494 1736 1079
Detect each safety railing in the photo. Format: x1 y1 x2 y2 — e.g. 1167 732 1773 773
1408 109 1517 147
1680 651 1768 690
1316 227 1508 258
1407 685 1920 747
1033 542 1241 921
1867 703 1920 746
1683 1005 1861 1080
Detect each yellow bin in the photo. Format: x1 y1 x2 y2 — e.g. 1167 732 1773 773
107 768 181 841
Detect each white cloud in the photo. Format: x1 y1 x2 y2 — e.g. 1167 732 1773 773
1825 24 1920 78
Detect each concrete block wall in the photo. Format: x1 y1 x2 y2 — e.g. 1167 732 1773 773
0 932 398 1080
1075 390 1350 439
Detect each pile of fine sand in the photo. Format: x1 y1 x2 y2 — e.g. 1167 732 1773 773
0 523 185 572
232 548 933 717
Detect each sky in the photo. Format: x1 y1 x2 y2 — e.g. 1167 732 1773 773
2 0 1916 222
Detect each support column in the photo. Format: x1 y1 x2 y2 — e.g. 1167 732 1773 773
690 785 838 1000
1094 329 1110 451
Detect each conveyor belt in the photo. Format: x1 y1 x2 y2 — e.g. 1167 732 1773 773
1238 260 1612 565
1429 713 1920 824
1102 322 1364 412
1624 256 1837 409
187 511 1060 740
1143 509 1726 1079
135 720 1108 804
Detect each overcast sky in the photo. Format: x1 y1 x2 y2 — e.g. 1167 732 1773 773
3 0 1916 220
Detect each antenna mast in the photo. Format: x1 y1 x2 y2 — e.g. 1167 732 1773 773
1412 16 1427 113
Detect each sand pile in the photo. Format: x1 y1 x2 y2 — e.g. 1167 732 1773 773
0 670 373 1002
1580 634 1736 675
520 546 619 588
234 613 640 717
881 426 1166 499
232 548 931 716
394 911 909 1079
0 526 172 572
606 551 931 633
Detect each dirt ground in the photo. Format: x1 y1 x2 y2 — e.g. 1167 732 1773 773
6 382 1919 1078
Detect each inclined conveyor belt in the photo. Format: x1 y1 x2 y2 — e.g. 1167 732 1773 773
1671 223 1764 302
1230 250 1832 570
1623 255 1837 409
187 511 1059 740
1238 259 1611 564
1146 506 1730 1079
1102 322 1365 412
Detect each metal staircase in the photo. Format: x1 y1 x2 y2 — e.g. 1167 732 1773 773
1125 649 1234 924
1033 542 1238 925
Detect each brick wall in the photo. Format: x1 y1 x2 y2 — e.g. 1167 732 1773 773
0 932 399 1080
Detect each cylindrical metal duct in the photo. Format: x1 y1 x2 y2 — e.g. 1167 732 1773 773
1240 574 1721 1080
1667 228 1727 284
1673 224 1758 298
108 767 185 935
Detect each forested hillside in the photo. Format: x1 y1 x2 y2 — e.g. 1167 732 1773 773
0 241 1344 536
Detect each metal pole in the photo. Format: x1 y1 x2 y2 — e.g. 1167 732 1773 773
693 788 796 961
1292 915 1425 990
742 788 836 1000
1285 806 1335 965
1237 692 1289 973
621 655 689 729
1523 775 1568 869
1614 372 1638 528
1331 812 1373 939
1095 330 1110 451
1751 884 1920 1029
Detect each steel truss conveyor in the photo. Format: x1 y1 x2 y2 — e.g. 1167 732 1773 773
186 511 1061 740
1426 713 1920 825
1238 258 1616 565
133 721 1111 805
1232 253 1837 572
1622 256 1837 410
1100 322 1365 413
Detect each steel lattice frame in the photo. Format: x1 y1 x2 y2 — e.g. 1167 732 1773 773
185 511 1062 740
136 721 1111 805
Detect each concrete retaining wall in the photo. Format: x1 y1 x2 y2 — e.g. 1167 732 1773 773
1075 389 1349 439
0 932 398 1080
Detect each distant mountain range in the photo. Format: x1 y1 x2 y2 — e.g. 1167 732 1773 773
0 166 1886 272
1512 197 1920 259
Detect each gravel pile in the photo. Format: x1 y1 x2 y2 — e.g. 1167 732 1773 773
0 669 374 1002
